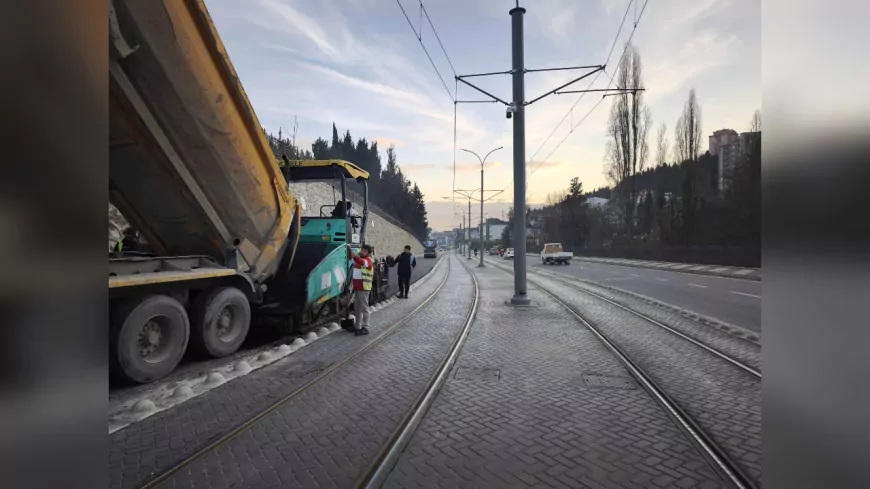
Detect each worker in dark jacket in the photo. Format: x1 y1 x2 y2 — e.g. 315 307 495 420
390 245 416 298
114 227 139 254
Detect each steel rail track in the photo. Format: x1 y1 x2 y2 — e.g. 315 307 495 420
488 257 761 378
141 256 456 488
356 255 480 488
483 258 758 489
536 284 759 489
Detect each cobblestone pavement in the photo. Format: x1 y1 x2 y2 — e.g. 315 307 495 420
527 271 762 486
383 262 727 489
154 254 476 488
512 262 761 372
109 257 450 489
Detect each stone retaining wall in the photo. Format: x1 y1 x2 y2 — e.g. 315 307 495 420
288 181 423 258
109 182 423 259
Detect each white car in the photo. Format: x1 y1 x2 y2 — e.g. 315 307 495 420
540 242 573 265
503 248 515 259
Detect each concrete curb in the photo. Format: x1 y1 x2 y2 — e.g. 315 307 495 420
527 253 761 281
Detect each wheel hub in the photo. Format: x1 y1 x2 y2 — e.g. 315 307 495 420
138 321 162 358
216 308 233 339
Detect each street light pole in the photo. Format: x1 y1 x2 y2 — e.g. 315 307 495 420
461 216 465 255
460 146 503 267
467 199 472 260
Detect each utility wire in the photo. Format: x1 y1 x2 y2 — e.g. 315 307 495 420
496 0 638 200
532 0 650 172
396 0 459 199
394 0 454 103
421 1 457 77
526 0 635 174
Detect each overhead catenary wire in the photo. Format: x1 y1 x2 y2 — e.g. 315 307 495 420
394 0 454 103
421 1 457 77
535 0 650 169
492 0 638 201
526 0 636 177
524 0 650 184
394 0 460 213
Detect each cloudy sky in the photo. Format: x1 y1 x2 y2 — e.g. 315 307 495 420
205 0 759 231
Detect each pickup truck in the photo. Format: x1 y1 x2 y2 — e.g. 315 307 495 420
540 243 573 265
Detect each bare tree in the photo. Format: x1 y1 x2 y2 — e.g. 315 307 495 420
603 43 651 234
749 109 762 132
673 88 702 163
656 123 668 167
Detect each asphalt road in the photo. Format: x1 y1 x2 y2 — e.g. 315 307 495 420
487 254 761 333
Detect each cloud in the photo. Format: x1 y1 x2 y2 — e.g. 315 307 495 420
207 0 756 225
645 30 737 101
257 0 339 58
399 163 439 173
301 63 428 105
454 160 503 172
374 137 403 148
527 160 568 171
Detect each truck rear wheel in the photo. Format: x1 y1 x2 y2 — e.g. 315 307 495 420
190 287 251 358
111 295 190 384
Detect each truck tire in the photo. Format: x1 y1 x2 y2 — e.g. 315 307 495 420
111 295 190 384
190 287 251 358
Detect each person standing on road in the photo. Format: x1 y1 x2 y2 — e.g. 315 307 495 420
391 245 416 299
347 244 374 336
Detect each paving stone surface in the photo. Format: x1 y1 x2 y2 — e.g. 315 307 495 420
157 255 476 488
526 270 762 487
382 262 727 489
517 262 762 372
109 257 451 489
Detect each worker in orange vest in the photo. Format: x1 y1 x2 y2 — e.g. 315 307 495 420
346 244 374 336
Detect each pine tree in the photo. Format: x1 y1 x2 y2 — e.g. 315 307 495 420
341 130 354 161
330 123 341 159
312 138 329 159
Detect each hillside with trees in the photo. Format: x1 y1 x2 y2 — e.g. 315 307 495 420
265 123 429 241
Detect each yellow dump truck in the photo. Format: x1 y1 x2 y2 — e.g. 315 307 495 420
109 0 386 383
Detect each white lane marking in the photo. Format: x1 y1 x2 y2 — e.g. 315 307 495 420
688 283 708 289
731 290 761 299
628 273 639 277
655 278 669 282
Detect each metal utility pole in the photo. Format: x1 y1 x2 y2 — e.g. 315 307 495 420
453 3 609 304
447 188 503 262
460 216 465 255
461 146 503 267
467 198 472 260
509 5 529 304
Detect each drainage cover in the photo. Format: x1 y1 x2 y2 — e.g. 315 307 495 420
453 367 500 382
582 374 635 389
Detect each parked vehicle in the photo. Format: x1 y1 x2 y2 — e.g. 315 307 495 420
503 248 515 259
423 240 437 258
107 1 388 383
540 242 573 265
